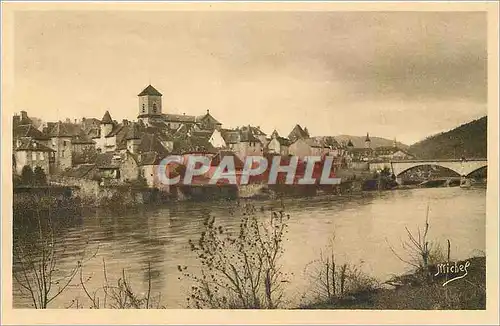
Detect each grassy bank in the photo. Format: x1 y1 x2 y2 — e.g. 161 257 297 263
300 256 485 310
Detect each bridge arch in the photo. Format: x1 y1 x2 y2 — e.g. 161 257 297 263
369 159 488 178
396 164 460 178
466 165 487 177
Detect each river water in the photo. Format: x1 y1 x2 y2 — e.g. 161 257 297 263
13 186 486 308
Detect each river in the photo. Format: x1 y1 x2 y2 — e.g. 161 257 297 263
12 186 486 308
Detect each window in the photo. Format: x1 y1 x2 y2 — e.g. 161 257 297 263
142 104 146 113
32 152 37 160
63 141 67 147
153 103 157 113
61 151 65 158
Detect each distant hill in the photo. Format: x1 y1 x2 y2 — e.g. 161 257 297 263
408 116 487 159
333 135 409 149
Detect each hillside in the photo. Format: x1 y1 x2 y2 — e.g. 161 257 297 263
408 116 487 159
333 135 409 149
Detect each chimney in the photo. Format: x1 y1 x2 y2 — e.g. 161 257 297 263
122 119 129 126
20 111 28 121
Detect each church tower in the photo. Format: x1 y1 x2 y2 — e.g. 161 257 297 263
101 110 114 137
137 85 163 125
365 132 371 148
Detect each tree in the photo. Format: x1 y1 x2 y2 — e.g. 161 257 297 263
33 166 47 186
21 165 34 186
13 174 22 187
13 210 90 308
380 167 392 178
179 204 290 309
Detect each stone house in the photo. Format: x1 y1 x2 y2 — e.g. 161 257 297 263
13 139 55 176
95 151 139 183
221 126 265 160
47 121 95 172
232 128 263 160
241 125 267 145
13 123 51 149
289 138 329 158
373 146 415 160
288 124 310 143
266 130 291 156
137 152 164 188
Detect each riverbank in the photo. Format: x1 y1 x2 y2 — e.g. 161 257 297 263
300 256 486 310
12 181 482 219
12 186 486 309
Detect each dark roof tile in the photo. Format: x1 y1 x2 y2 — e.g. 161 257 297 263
164 113 196 123
101 111 113 124
95 152 136 169
13 124 50 140
62 164 97 179
15 139 55 152
138 85 162 96
288 124 309 142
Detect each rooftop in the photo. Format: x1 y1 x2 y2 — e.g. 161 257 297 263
138 85 163 97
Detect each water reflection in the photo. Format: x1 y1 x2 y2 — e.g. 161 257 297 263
13 187 486 308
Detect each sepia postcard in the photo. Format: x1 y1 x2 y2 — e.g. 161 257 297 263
1 1 499 325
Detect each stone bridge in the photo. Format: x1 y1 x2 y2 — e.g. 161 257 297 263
368 158 488 177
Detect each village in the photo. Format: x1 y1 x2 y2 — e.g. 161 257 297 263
7 5 491 315
13 84 415 197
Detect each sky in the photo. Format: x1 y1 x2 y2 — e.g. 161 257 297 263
14 10 487 145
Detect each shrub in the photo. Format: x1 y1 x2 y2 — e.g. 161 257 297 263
179 204 290 309
21 165 34 186
78 259 163 309
386 204 447 283
33 166 47 186
303 240 378 305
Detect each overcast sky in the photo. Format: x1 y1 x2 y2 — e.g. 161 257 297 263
14 11 487 144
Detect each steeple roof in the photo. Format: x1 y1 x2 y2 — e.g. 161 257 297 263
138 85 162 96
101 111 113 124
365 132 371 142
288 124 309 142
